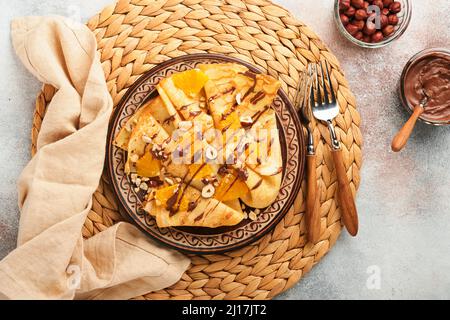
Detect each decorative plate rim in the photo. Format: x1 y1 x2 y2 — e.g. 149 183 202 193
106 53 305 254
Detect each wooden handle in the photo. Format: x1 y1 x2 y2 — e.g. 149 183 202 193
305 154 321 243
332 149 359 236
391 105 424 152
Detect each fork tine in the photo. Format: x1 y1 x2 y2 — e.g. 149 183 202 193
319 61 329 104
309 64 317 109
323 60 336 103
313 63 323 107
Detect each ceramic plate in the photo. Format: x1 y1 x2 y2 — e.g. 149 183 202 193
107 54 305 254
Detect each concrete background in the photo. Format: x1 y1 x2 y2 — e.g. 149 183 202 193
0 0 449 299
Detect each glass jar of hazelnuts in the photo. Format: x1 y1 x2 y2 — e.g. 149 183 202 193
334 0 411 48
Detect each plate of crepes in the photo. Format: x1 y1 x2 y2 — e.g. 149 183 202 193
107 54 304 254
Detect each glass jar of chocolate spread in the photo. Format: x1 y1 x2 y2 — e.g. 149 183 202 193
400 48 450 126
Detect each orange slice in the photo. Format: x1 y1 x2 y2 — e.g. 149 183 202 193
178 194 191 213
155 184 179 207
154 183 193 212
214 172 249 202
172 69 208 97
189 164 213 180
218 111 241 131
135 151 161 177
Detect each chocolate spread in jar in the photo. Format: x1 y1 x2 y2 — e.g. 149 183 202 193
404 52 450 123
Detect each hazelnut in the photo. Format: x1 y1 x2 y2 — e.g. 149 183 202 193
345 23 359 36
351 0 365 9
344 6 356 17
201 184 215 198
363 21 376 35
382 0 393 7
363 1 370 9
382 24 395 37
371 31 384 42
389 1 401 13
339 0 351 11
372 0 384 10
353 20 365 31
363 34 371 43
355 9 367 20
354 31 364 41
388 14 399 25
205 145 218 161
380 14 389 28
340 13 350 26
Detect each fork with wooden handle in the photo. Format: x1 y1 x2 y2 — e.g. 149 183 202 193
310 61 358 236
294 67 321 243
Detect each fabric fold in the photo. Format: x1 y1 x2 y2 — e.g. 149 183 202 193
0 16 189 300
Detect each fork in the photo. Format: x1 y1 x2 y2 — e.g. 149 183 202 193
310 61 359 236
294 66 321 243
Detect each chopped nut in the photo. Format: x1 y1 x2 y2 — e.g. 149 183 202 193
201 184 215 198
135 177 141 186
142 135 152 144
239 115 253 128
254 208 261 215
130 154 139 163
213 180 219 187
130 173 138 182
164 177 174 185
134 187 140 193
249 211 257 221
140 183 148 191
141 177 149 182
178 121 193 131
236 93 242 105
175 177 182 183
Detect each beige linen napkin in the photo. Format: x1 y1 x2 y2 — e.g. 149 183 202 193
0 16 190 300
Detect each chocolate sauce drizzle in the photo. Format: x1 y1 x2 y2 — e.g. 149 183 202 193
250 91 265 104
241 71 257 100
167 164 206 216
163 114 176 124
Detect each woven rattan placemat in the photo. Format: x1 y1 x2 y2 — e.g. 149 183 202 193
32 0 362 300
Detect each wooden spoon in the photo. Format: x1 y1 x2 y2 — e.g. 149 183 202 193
391 102 426 152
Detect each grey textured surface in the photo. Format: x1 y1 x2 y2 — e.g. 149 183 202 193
0 0 449 299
